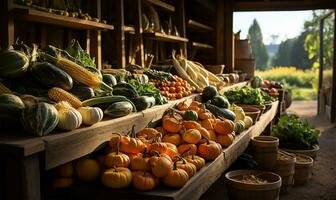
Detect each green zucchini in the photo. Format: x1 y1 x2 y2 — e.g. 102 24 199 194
82 95 137 112
206 103 236 121
30 62 73 90
112 82 139 99
104 101 133 118
131 96 155 111
69 85 95 100
0 50 29 78
103 74 117 87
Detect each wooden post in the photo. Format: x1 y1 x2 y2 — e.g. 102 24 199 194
5 155 41 200
89 0 102 70
176 0 187 57
331 10 336 123
115 0 126 68
216 0 225 65
0 0 14 48
318 18 325 115
134 0 145 67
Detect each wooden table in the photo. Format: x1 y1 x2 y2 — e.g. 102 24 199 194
48 101 279 200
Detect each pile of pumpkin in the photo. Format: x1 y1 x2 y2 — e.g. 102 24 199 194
52 100 253 191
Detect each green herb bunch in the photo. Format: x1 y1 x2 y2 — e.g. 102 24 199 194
271 115 319 150
224 86 273 105
128 79 167 105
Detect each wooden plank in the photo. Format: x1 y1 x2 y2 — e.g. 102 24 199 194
134 0 145 67
89 0 102 70
331 10 336 123
191 42 214 49
43 94 198 170
216 0 225 65
144 0 175 12
223 0 234 73
219 81 248 94
13 7 114 31
234 0 335 11
5 154 41 200
0 0 14 48
143 32 189 42
187 19 214 31
0 136 44 157
123 25 135 34
115 0 126 68
176 0 187 57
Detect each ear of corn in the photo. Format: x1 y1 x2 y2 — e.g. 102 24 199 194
0 82 12 94
48 87 82 108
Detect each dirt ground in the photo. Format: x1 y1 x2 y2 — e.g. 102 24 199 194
200 101 336 200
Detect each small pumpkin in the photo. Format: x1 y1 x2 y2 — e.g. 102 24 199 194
177 100 189 111
102 167 132 189
199 111 212 120
214 119 234 135
75 158 100 182
190 101 201 107
58 162 74 178
183 110 198 121
149 153 173 178
155 126 167 135
178 144 197 156
162 133 182 146
77 106 103 125
150 139 168 154
198 127 211 143
201 119 215 130
162 160 189 188
109 128 146 154
165 142 179 160
182 129 202 144
162 111 183 133
185 155 205 170
216 134 234 147
176 157 197 178
104 141 130 168
183 120 202 130
130 152 150 171
208 129 217 141
138 127 159 141
234 120 245 134
197 139 222 161
52 178 74 188
187 105 200 113
132 171 157 191
244 116 253 128
55 101 82 131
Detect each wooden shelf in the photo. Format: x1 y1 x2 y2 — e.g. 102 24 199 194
144 0 175 12
13 7 114 30
143 32 189 42
191 42 214 49
123 25 135 34
47 101 279 200
187 19 213 31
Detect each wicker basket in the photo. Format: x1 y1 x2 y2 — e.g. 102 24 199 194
204 65 225 74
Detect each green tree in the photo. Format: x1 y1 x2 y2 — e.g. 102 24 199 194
248 19 269 70
304 10 334 69
272 38 296 66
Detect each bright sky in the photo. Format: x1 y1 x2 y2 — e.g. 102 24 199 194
233 11 313 45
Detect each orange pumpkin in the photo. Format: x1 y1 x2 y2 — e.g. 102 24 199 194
197 139 222 161
150 141 168 154
132 171 158 191
182 129 201 144
176 157 197 178
216 133 234 147
162 112 183 133
201 119 215 130
177 144 197 156
104 141 130 168
102 167 132 189
130 153 150 171
156 126 167 135
162 161 189 188
198 127 211 143
185 155 205 170
208 129 217 141
149 154 173 178
187 105 200 113
125 153 138 162
214 119 234 135
137 128 159 142
177 101 189 111
163 133 182 146
190 101 201 107
183 120 202 130
199 111 212 120
165 142 179 160
109 133 145 154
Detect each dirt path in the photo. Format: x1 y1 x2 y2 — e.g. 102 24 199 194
201 101 336 200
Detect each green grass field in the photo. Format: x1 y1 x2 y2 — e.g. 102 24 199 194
291 88 317 100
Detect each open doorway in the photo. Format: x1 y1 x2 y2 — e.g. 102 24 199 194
233 10 335 119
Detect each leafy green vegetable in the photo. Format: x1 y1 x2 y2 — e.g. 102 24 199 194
66 40 96 68
224 86 273 105
144 69 175 82
271 115 319 150
128 79 167 105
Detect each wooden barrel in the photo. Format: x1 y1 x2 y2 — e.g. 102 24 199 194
294 154 314 185
225 170 282 200
282 145 319 160
274 151 296 193
234 39 253 59
251 136 279 170
234 58 255 80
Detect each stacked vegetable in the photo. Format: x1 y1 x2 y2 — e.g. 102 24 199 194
224 86 275 106
52 87 255 191
0 41 163 137
171 51 225 92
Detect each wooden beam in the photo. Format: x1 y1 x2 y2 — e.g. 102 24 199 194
331 11 336 123
0 0 14 48
115 0 126 68
176 0 187 57
224 0 234 73
89 0 102 70
234 0 335 11
216 0 225 64
134 0 145 67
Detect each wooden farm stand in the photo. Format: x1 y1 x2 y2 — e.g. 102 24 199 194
0 83 278 200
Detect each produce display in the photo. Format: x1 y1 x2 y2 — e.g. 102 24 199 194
271 115 319 150
224 86 274 106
